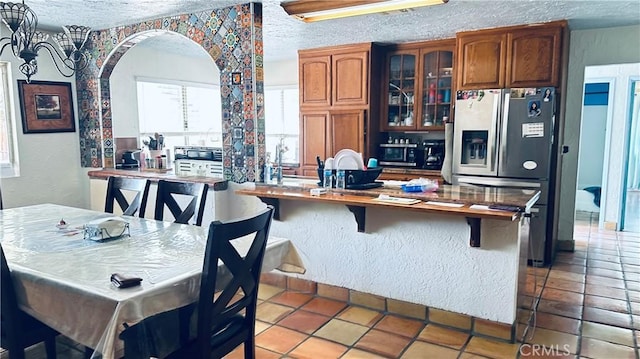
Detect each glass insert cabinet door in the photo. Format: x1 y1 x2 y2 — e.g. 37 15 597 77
421 50 453 129
387 53 416 128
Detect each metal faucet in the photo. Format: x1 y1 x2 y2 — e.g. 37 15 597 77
275 142 284 185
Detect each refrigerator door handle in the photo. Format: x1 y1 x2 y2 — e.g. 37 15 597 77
489 92 501 173
499 91 511 175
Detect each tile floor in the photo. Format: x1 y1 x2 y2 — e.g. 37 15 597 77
4 213 640 359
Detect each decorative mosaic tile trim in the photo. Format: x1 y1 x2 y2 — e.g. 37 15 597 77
75 3 263 183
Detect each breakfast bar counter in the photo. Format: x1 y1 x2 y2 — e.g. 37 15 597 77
87 169 228 191
229 179 536 335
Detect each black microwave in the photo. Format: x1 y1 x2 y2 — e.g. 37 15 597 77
379 143 421 167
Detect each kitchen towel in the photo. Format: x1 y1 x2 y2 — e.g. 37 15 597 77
441 122 453 184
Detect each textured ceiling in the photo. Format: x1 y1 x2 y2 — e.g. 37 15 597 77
19 0 640 62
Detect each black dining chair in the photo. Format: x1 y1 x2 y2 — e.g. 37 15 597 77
0 185 3 209
117 206 275 359
1 245 59 359
154 180 208 226
104 176 150 217
167 205 275 359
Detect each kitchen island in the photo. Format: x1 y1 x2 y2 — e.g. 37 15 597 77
232 179 539 341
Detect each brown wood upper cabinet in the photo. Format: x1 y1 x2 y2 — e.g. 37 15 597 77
298 43 381 176
299 45 371 108
456 21 565 89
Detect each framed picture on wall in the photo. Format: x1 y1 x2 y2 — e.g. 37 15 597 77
18 80 76 134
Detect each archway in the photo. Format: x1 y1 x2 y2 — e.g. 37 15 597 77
75 3 264 183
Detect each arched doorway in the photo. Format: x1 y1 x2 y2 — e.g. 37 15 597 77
75 3 265 183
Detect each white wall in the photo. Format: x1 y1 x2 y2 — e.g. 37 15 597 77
0 26 90 209
263 59 298 86
109 40 219 139
584 64 640 228
557 24 640 243
228 182 523 324
576 105 607 189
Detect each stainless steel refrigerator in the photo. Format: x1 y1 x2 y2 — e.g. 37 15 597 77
452 88 556 266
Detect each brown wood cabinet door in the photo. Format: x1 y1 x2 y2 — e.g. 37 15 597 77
299 55 331 107
506 26 562 88
332 51 369 107
456 33 507 89
328 110 365 157
300 112 329 173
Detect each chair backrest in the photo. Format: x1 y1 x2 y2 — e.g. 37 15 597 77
105 177 151 217
1 245 24 345
0 185 3 210
194 206 275 357
154 180 208 226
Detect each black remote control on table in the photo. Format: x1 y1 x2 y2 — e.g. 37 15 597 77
488 204 522 212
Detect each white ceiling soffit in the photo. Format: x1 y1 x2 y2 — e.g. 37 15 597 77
20 0 640 62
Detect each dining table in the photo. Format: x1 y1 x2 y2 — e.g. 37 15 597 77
0 203 305 359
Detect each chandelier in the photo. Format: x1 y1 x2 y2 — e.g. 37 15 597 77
0 1 91 82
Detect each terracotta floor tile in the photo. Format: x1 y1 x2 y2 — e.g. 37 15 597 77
256 320 271 335
256 302 295 324
269 291 314 308
626 280 640 292
537 299 583 320
541 287 583 305
341 348 388 359
550 264 587 274
585 274 626 289
417 324 470 349
587 267 624 280
523 327 579 354
258 284 285 300
301 297 347 317
587 259 623 271
588 253 621 263
582 306 632 329
544 277 585 293
459 352 492 359
337 306 383 327
401 341 459 359
314 319 369 346
226 345 282 359
277 309 331 334
628 290 640 302
630 301 640 315
255 325 308 354
354 329 411 358
623 264 640 275
584 294 630 313
548 270 585 283
620 256 640 265
579 337 637 359
588 247 619 256
531 311 581 335
585 284 628 300
464 336 520 359
581 321 635 346
374 315 423 338
288 337 348 359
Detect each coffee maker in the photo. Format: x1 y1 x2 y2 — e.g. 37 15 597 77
422 140 445 170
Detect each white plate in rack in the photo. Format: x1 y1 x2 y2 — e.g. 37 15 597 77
334 149 364 170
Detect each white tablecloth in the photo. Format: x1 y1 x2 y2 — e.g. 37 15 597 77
0 204 304 359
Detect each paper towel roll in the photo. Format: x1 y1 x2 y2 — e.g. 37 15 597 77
441 122 454 184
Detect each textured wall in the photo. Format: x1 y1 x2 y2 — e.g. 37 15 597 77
228 182 522 324
557 25 640 243
75 3 264 183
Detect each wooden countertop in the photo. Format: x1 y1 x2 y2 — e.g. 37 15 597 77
236 181 539 247
87 169 228 191
236 181 539 219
